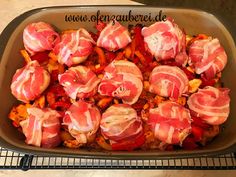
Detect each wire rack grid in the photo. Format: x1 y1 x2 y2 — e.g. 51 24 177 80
0 147 235 170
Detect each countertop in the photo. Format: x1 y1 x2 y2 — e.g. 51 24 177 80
0 0 235 176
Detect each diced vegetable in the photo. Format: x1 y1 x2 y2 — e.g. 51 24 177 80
189 79 202 93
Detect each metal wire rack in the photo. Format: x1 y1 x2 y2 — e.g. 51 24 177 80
0 147 235 170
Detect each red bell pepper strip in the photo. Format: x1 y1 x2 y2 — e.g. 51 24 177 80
105 51 116 63
133 25 145 53
31 51 50 64
96 20 106 32
133 56 139 64
12 121 19 128
181 67 196 80
95 65 106 74
50 70 59 84
191 116 210 129
111 133 145 151
130 37 136 59
134 50 148 67
200 75 216 88
191 125 204 142
48 84 66 97
51 101 71 110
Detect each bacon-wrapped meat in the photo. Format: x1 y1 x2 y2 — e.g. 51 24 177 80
23 22 59 55
97 20 131 51
188 38 227 79
100 104 144 150
98 60 143 105
142 19 187 64
148 101 191 144
187 86 230 125
10 60 50 103
149 65 189 99
20 107 61 148
58 65 100 99
53 29 95 66
63 100 101 144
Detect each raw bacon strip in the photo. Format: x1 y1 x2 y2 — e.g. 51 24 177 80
63 100 101 144
142 19 187 64
97 20 131 51
23 22 59 55
53 29 95 66
103 60 143 80
11 60 50 103
148 101 191 144
98 60 143 105
187 86 230 125
20 107 61 148
58 65 100 99
189 38 227 79
100 104 143 142
149 65 189 99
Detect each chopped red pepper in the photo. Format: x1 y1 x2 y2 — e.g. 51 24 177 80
31 51 50 64
132 99 146 110
133 25 145 53
130 37 136 59
95 65 106 74
12 121 19 128
134 50 148 67
105 51 116 63
50 70 59 84
200 75 216 88
133 56 139 64
48 84 66 97
89 32 98 42
51 101 71 110
191 125 203 142
181 67 196 80
96 20 106 32
111 133 145 151
191 116 210 129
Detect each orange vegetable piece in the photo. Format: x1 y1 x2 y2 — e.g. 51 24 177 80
97 97 113 109
134 50 147 66
8 104 31 127
124 46 132 59
48 51 58 62
63 140 82 148
96 136 112 150
94 46 106 65
33 95 45 108
20 50 31 63
46 92 56 106
60 130 74 141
